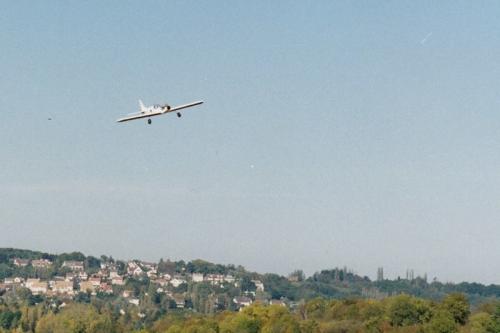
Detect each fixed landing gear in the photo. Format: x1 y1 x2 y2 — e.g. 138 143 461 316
177 112 182 118
148 119 152 124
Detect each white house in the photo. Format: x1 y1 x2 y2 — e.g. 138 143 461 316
32 259 52 268
233 296 252 309
62 261 84 271
170 277 187 288
192 273 204 283
252 280 265 292
52 281 74 295
111 276 125 286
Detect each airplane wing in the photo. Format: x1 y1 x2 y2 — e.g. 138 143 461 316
163 101 204 114
116 111 163 123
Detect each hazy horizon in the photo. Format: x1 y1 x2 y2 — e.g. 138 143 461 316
2 2 500 284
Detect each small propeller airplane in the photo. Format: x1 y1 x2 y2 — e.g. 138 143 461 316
117 99 203 124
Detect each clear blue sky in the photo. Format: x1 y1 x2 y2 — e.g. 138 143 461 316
2 1 500 283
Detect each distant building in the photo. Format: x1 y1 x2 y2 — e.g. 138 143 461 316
5 277 24 284
26 279 48 295
205 274 224 285
377 267 384 281
99 283 113 294
32 259 52 268
109 270 120 279
52 281 74 295
129 298 140 306
141 262 157 270
79 281 97 294
252 280 265 292
65 273 76 281
233 296 252 309
192 273 204 283
170 277 187 288
130 267 144 277
269 299 286 307
224 275 235 283
111 276 125 286
62 261 84 271
89 276 101 286
406 269 414 281
13 258 30 267
173 295 185 308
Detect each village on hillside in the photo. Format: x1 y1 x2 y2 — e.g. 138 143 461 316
0 254 282 313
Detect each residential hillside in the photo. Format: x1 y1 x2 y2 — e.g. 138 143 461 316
1 248 500 332
1 247 500 313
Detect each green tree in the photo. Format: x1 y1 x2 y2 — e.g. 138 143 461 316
388 294 422 326
425 310 458 333
486 304 500 333
469 312 492 333
441 293 470 325
35 304 116 333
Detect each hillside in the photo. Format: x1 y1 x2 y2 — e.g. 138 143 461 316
1 248 500 332
1 247 500 309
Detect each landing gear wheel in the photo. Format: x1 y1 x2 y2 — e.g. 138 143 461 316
148 119 152 124
177 112 182 118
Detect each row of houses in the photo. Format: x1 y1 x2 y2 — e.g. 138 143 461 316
5 259 266 302
2 277 114 296
13 258 53 268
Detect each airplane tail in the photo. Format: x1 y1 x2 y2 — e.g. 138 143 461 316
139 100 146 112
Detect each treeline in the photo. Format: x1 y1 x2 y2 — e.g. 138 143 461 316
1 293 500 332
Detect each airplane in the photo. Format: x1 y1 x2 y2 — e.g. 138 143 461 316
117 99 203 124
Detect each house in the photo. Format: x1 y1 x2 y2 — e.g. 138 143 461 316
141 261 157 270
129 298 140 306
26 279 48 295
62 261 84 271
173 295 185 308
109 270 120 279
13 258 30 267
78 271 88 280
131 266 144 277
65 273 76 281
170 277 187 288
127 261 142 275
192 273 204 283
25 278 40 288
99 283 113 294
127 261 139 269
252 280 265 292
79 281 97 295
32 259 52 268
205 274 225 285
100 262 111 270
233 296 252 309
269 299 287 307
52 281 74 295
147 270 157 279
154 278 169 287
5 277 24 284
95 270 108 278
122 290 133 298
224 275 235 283
111 276 125 286
89 276 101 286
